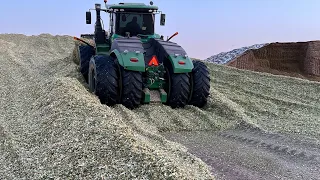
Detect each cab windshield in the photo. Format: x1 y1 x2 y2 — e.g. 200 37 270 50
115 12 154 37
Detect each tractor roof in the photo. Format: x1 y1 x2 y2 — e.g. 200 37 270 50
108 2 158 10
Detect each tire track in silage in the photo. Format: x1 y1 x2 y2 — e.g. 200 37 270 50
164 125 320 180
218 124 320 165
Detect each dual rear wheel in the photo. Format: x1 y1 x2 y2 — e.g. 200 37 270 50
165 60 210 108
78 47 210 109
88 55 143 109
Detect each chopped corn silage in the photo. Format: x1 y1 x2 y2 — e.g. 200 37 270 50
205 62 320 140
0 34 213 179
1 33 320 179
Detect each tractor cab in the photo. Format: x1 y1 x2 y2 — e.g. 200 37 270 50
111 8 155 37
107 3 165 38
86 2 166 41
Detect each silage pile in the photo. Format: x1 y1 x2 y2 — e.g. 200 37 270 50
0 34 214 179
1 34 320 179
204 43 268 64
207 63 320 139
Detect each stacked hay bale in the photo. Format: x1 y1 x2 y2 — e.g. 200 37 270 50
304 41 320 76
224 41 320 82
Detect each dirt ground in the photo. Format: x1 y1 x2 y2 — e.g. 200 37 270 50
226 41 320 82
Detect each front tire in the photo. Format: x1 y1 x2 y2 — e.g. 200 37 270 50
88 55 119 106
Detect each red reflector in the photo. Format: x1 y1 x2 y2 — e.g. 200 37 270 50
178 60 185 65
148 55 159 66
130 58 138 62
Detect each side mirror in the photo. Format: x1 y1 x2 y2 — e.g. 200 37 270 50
160 14 166 26
86 11 91 24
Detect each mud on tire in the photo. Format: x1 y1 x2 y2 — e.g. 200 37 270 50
188 60 210 108
88 55 119 106
120 68 143 109
79 45 95 82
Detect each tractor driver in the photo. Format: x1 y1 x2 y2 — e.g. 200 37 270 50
125 16 142 36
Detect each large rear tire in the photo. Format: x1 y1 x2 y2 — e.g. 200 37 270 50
120 67 143 109
88 55 119 106
165 66 191 108
188 60 210 108
79 45 95 82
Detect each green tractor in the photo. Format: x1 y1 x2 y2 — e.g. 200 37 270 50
75 1 210 109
